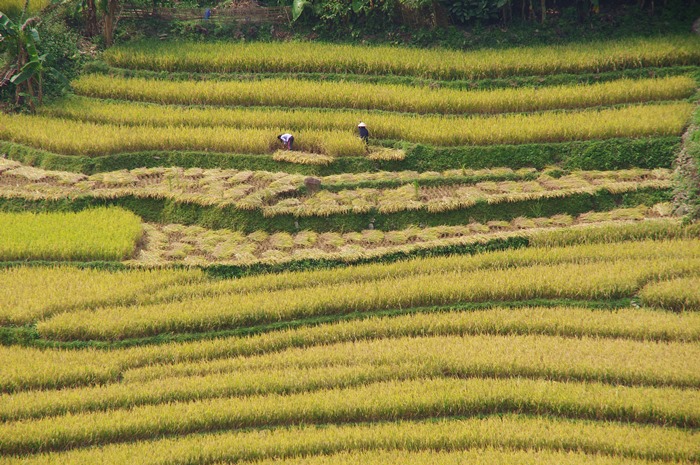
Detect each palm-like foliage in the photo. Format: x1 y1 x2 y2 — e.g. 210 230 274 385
0 0 66 110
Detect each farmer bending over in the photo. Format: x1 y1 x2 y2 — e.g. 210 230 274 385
278 133 294 150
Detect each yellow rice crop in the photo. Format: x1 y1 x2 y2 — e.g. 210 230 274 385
1 238 693 330
2 104 694 156
1 240 696 390
0 114 366 157
66 74 696 116
639 276 700 311
4 306 700 394
37 256 700 340
71 73 696 116
55 93 695 147
103 36 700 78
22 102 695 153
140 238 700 305
4 415 696 465
0 208 143 261
119 334 700 387
529 219 698 247
0 266 203 325
272 150 335 165
190 449 662 465
0 0 49 16
3 333 697 421
1 377 698 455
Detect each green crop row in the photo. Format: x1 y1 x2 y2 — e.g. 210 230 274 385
102 36 700 78
0 208 143 261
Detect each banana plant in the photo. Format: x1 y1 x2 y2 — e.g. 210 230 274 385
0 1 68 110
291 0 313 21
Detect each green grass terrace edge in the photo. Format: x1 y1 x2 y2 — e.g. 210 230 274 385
1 137 681 175
0 188 673 234
675 106 700 222
82 61 700 92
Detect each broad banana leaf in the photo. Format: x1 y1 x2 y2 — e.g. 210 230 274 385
291 0 311 21
10 58 39 84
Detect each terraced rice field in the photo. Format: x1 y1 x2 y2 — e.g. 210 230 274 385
0 35 699 464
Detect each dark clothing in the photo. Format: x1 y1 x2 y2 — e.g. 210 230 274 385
358 126 369 143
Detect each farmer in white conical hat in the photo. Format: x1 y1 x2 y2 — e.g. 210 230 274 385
357 122 369 144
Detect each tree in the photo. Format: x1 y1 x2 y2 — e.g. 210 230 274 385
85 0 99 37
101 0 118 46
